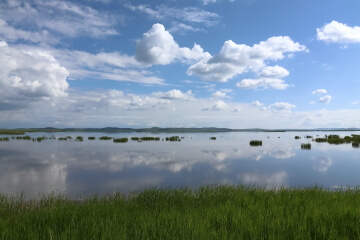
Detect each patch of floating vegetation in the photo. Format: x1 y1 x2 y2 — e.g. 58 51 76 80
0 137 10 141
76 136 83 142
113 138 128 143
165 136 181 142
139 137 160 141
313 134 360 147
209 137 216 140
58 137 68 141
301 143 311 150
99 136 112 140
306 136 313 139
250 140 262 146
88 137 96 140
12 136 32 140
295 136 301 139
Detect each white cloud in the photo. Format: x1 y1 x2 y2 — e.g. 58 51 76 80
236 65 291 90
136 24 210 65
152 89 193 100
0 41 69 110
313 157 332 172
126 4 219 27
187 37 306 82
252 101 263 107
0 0 119 42
202 100 227 111
312 89 327 95
211 91 227 98
317 21 360 44
0 19 55 44
258 65 289 78
319 95 332 104
238 171 288 189
236 78 290 90
269 102 295 111
232 106 241 112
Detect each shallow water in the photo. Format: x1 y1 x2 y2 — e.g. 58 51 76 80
0 131 359 199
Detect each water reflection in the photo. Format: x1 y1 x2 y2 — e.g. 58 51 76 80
0 131 359 199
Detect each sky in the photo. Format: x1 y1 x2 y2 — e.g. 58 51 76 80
1 0 360 129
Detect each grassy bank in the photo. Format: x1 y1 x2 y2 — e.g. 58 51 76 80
1 186 360 239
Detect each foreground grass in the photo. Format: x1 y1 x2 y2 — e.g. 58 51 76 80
1 186 360 239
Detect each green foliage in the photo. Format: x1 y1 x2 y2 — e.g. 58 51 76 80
15 135 32 140
210 137 216 140
99 136 112 140
131 137 140 141
58 137 68 141
0 137 10 142
113 138 128 143
139 137 160 141
295 136 301 139
1 186 360 239
166 136 181 142
76 136 83 142
315 138 328 143
306 135 313 139
88 137 96 140
250 140 262 146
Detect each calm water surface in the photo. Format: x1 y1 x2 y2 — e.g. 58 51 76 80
0 132 359 199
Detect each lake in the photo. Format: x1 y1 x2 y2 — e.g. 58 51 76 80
0 131 359 199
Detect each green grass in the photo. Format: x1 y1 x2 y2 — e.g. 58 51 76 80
1 186 360 239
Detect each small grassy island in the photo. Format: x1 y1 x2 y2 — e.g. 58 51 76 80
1 186 360 239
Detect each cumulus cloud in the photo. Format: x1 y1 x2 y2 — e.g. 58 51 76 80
136 24 210 65
187 37 306 82
252 101 263 107
0 41 69 110
269 102 295 111
319 95 332 104
202 100 227 111
237 65 291 89
152 89 193 100
312 89 327 95
258 65 289 78
211 91 227 98
317 21 360 44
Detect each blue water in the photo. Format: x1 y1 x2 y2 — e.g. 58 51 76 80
0 131 359 199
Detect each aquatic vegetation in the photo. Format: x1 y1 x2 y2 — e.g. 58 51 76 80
113 138 128 143
306 135 313 139
15 135 32 140
315 138 328 143
210 137 216 140
301 143 311 150
58 137 68 141
99 136 112 140
1 186 360 239
295 136 301 139
88 137 96 140
166 136 181 142
250 140 262 146
139 137 160 141
131 137 140 141
76 136 83 142
0 137 10 141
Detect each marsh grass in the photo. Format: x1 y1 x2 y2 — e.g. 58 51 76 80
1 186 360 239
250 140 262 146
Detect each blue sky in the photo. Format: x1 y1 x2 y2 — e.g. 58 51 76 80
1 0 360 129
